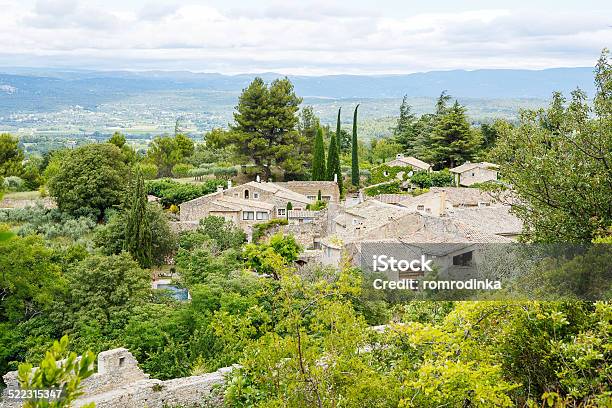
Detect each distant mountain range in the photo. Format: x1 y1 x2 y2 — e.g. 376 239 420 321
0 66 595 114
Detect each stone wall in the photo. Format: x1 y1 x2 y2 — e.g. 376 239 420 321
1 348 232 408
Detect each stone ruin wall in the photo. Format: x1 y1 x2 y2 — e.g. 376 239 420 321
1 348 232 408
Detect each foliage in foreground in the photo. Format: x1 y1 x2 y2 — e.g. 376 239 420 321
17 336 95 408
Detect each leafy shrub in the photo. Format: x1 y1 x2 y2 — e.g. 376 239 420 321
145 178 226 206
306 200 326 211
410 169 454 188
0 205 96 240
212 167 238 179
364 180 403 196
252 218 288 243
138 163 159 180
172 163 195 178
3 176 25 191
371 165 409 184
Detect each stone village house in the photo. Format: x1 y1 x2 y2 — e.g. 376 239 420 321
178 180 339 240
449 161 499 186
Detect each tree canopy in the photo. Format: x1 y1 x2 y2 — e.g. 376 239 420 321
48 143 127 219
207 77 304 179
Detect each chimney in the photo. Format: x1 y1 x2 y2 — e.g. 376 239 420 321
227 180 232 189
438 190 447 216
396 153 404 159
333 173 338 183
256 175 261 183
216 186 224 193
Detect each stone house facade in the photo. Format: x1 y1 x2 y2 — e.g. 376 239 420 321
179 181 341 237
450 162 499 186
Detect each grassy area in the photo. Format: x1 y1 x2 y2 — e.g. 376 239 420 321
3 191 41 200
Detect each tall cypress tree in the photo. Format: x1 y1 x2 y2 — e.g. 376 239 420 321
351 104 360 186
311 127 326 180
327 107 343 193
124 169 152 268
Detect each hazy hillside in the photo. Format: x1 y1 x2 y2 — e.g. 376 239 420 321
0 67 594 113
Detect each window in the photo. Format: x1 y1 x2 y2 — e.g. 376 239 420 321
119 357 125 367
322 195 332 201
471 172 475 177
253 192 259 199
242 211 254 220
453 251 473 267
244 190 250 199
256 211 269 220
307 195 316 200
417 205 425 211
277 208 286 216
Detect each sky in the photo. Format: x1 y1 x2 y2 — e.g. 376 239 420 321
1 0 611 75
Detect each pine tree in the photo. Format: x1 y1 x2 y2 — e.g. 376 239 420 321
393 96 418 153
351 104 360 187
430 100 480 168
312 127 326 180
124 169 152 268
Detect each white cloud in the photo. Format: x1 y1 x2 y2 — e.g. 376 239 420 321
1 1 610 74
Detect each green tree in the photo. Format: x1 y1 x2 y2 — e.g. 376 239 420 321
48 144 127 219
0 133 24 177
17 336 95 408
393 95 418 153
94 203 176 267
327 108 343 193
492 50 612 242
66 253 150 326
351 104 360 186
429 100 480 168
0 234 65 323
311 127 326 181
107 131 126 148
371 138 402 164
124 170 152 268
208 77 304 179
146 134 194 177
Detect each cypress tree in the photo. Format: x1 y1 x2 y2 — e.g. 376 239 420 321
327 112 343 194
124 169 152 268
311 127 326 180
351 104 360 186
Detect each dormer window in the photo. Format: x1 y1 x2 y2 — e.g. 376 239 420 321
253 192 259 199
417 205 425 211
244 190 250 199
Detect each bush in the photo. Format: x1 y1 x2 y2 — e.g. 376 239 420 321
212 167 238 179
371 165 409 184
0 205 96 241
3 176 25 191
252 218 288 243
410 169 454 188
172 163 195 178
138 162 159 180
364 180 403 196
145 178 226 206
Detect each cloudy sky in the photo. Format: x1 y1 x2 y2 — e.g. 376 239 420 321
1 0 611 75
